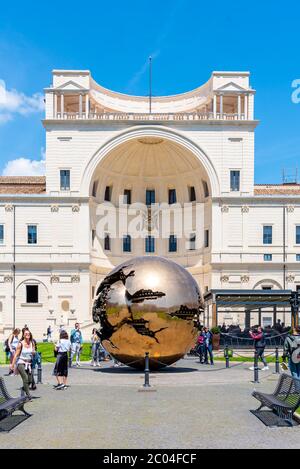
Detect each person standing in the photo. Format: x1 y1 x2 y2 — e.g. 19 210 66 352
203 327 214 365
283 327 300 378
47 325 52 342
249 326 269 371
10 329 35 400
69 323 83 367
53 330 71 390
91 329 101 367
196 329 206 364
8 328 21 375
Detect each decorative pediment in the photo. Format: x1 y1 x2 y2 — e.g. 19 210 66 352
55 80 87 92
216 82 247 93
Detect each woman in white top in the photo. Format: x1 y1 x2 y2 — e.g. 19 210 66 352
53 330 71 390
8 328 21 374
10 329 35 399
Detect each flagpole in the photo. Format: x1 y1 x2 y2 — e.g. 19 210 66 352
149 56 152 114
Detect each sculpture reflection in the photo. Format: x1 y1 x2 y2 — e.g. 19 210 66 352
93 256 202 369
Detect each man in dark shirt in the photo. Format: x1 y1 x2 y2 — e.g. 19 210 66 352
249 326 269 371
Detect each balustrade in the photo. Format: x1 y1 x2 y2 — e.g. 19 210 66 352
54 111 249 121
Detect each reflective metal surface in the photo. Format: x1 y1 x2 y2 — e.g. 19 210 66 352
93 256 202 369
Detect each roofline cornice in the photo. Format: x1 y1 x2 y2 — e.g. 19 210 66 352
212 195 300 203
42 119 260 128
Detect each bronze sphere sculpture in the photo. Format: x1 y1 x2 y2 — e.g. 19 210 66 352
93 256 202 369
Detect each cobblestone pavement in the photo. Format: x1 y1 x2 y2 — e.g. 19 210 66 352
0 358 299 449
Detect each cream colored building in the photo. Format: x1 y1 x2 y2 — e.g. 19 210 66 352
0 69 299 340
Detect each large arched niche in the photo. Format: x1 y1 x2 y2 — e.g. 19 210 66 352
80 126 220 198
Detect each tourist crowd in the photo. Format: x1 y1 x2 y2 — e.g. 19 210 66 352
3 321 300 400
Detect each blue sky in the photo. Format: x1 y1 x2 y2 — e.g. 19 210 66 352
0 0 299 183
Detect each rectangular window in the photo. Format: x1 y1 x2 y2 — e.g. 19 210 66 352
124 189 132 205
104 186 112 202
202 181 209 198
189 234 196 251
26 285 39 304
296 226 300 245
104 234 111 251
123 235 132 253
263 317 272 328
145 236 155 253
168 189 177 205
146 190 155 206
169 235 177 253
189 186 196 202
92 181 98 197
92 229 96 247
60 170 70 191
0 225 4 244
263 226 273 245
230 170 240 192
296 254 300 262
264 254 272 262
205 230 209 248
27 225 37 244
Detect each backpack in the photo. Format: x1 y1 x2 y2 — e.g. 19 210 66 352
290 335 300 351
4 338 10 353
289 336 300 364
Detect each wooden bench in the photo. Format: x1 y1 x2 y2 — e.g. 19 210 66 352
252 373 300 426
0 377 31 421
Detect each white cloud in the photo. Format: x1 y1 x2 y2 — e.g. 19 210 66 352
2 148 46 176
0 79 44 123
127 50 161 92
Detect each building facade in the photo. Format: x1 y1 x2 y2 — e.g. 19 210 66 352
0 69 299 340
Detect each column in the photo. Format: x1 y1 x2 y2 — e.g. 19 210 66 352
245 310 251 330
85 94 89 119
54 93 58 119
244 94 248 120
60 94 64 118
273 306 277 327
237 95 241 119
258 308 262 327
212 302 217 327
213 94 217 119
220 94 223 119
79 94 83 118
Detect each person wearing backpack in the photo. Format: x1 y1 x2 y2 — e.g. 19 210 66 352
7 328 21 375
203 327 214 365
283 327 300 378
10 329 35 400
69 323 83 367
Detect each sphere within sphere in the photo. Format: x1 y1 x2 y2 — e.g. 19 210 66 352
93 256 201 369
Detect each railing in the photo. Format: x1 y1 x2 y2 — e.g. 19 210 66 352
220 331 289 349
54 112 248 121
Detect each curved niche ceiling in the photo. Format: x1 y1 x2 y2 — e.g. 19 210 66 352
95 138 207 179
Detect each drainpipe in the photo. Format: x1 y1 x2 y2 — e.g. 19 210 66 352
283 204 286 325
283 205 286 290
13 205 16 329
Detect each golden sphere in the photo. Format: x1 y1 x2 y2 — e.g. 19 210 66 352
93 256 201 369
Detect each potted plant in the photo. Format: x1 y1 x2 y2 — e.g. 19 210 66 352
211 326 221 351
